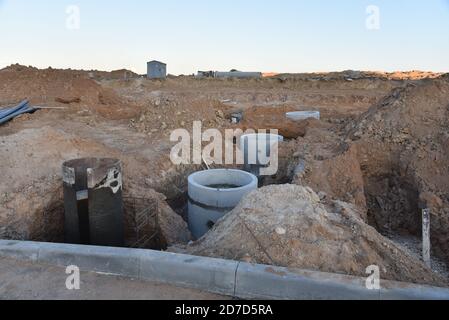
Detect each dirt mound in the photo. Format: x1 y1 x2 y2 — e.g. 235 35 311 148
276 70 442 81
2 64 448 286
237 105 323 139
0 65 139 120
129 94 231 138
179 185 446 286
292 141 367 216
90 69 139 80
345 77 449 264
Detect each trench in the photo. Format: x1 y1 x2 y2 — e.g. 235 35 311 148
362 169 449 276
166 192 189 222
365 172 421 237
25 191 168 251
3 144 448 280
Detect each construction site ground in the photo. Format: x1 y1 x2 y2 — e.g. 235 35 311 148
1 64 448 290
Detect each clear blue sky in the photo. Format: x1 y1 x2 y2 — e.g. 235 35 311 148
1 0 448 74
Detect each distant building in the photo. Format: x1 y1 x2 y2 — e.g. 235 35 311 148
215 70 262 79
147 60 167 79
196 70 215 78
196 70 262 79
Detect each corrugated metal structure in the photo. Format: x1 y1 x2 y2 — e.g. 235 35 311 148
147 60 167 79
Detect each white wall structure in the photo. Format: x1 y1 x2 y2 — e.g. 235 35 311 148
214 71 262 79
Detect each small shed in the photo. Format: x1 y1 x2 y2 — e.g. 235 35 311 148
147 60 167 79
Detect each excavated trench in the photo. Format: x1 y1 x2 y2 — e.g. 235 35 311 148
365 172 422 237
360 160 449 274
364 174 449 276
3 143 448 281
26 192 167 251
3 132 445 277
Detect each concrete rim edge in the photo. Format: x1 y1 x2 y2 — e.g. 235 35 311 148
0 240 448 300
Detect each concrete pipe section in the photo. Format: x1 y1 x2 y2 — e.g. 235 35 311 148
286 111 320 121
62 158 124 247
188 169 258 239
240 133 284 177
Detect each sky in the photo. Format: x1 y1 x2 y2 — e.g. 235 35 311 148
0 0 448 75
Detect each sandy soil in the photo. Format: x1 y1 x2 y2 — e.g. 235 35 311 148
1 64 448 286
178 185 447 286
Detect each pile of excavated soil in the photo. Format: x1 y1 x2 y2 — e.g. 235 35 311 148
103 70 403 125
284 75 449 270
179 185 447 286
2 65 448 285
276 70 443 81
0 65 140 120
128 93 231 138
289 121 368 218
344 75 449 264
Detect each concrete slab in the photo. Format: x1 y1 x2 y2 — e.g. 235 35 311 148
139 250 238 296
38 243 141 277
0 240 40 262
381 282 449 300
235 262 380 300
1 240 449 300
